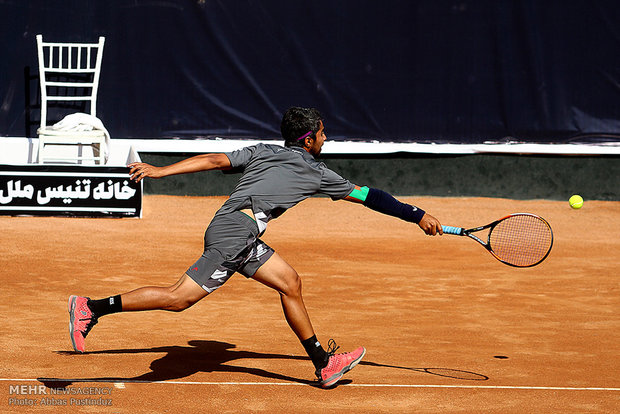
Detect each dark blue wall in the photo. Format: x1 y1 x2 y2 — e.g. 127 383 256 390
2 0 619 143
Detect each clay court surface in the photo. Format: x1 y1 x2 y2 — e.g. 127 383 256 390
1 195 619 413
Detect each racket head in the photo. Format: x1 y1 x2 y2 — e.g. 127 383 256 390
486 213 553 267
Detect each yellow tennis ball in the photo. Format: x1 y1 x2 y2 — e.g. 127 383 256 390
569 195 583 209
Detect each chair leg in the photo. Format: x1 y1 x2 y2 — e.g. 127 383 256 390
93 143 103 165
38 139 44 164
99 143 105 165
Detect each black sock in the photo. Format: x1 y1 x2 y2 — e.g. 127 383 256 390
87 295 122 317
301 335 328 370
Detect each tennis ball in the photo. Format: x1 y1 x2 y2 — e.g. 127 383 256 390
569 194 583 209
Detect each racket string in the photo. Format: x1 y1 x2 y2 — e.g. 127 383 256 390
489 215 553 267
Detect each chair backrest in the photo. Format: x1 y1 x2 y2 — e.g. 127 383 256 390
36 34 105 129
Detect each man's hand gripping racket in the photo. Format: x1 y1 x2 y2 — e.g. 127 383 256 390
441 213 553 267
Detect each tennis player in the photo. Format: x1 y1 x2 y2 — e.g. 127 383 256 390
68 107 442 388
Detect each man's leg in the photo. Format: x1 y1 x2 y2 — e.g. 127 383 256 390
251 253 366 388
251 252 315 341
69 274 209 353
119 273 209 312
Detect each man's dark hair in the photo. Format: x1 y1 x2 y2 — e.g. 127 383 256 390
281 107 323 148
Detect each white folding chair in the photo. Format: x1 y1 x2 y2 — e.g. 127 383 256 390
36 34 108 164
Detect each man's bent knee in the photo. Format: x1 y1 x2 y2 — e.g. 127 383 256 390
170 273 210 311
165 292 198 312
280 270 302 297
252 253 305 298
165 277 208 311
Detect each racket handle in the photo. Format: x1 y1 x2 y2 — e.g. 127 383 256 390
442 225 464 235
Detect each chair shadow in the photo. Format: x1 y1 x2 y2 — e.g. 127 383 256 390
38 340 488 389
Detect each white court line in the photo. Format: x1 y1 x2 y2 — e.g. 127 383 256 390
1 379 619 391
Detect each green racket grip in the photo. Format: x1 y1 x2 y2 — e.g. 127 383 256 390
442 225 464 235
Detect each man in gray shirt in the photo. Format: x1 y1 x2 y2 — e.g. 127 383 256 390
68 107 442 388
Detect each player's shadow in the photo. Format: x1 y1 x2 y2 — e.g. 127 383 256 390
39 340 489 389
41 340 314 387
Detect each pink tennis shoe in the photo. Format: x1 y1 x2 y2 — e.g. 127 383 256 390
68 295 98 353
316 340 366 388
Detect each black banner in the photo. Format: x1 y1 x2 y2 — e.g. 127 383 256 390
0 165 141 217
1 1 619 144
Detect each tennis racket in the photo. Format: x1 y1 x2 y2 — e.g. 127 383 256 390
442 213 553 267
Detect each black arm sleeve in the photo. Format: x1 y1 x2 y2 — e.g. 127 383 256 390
363 187 426 223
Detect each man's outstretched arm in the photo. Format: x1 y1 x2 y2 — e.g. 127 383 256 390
345 185 443 236
128 153 232 183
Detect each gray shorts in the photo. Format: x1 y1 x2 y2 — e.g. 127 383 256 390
186 211 274 293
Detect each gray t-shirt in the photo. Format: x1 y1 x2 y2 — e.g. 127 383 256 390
217 143 354 232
